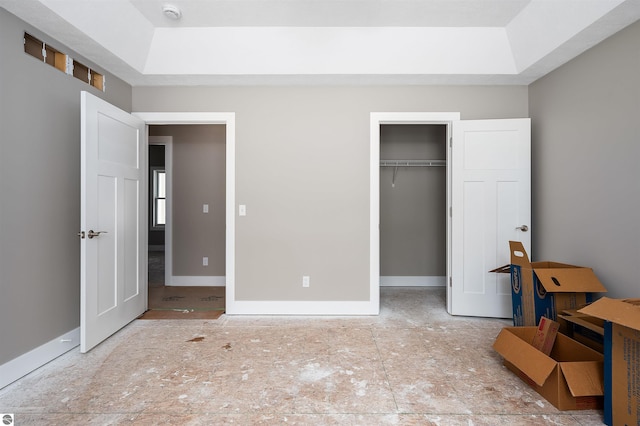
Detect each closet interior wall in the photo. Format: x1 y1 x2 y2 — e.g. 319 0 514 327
380 124 447 287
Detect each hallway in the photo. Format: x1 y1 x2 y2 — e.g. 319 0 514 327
0 288 604 425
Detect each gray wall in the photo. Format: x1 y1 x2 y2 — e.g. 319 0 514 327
149 125 226 277
133 86 528 301
380 125 447 277
0 8 132 364
529 20 640 299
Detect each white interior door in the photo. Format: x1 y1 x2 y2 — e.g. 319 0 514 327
80 91 147 353
448 118 531 317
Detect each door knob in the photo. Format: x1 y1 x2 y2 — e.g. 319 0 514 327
515 225 529 232
87 230 108 239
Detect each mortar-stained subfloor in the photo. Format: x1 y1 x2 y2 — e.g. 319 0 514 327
0 287 605 425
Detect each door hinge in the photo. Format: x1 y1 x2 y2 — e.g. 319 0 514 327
450 136 453 148
449 277 452 287
449 206 452 217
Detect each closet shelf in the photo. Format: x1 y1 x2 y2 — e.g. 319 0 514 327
380 159 445 167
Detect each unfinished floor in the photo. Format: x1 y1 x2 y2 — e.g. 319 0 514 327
0 287 605 425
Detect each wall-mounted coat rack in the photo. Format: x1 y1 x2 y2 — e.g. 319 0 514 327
380 159 446 187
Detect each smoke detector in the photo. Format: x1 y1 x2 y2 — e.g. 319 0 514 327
162 4 182 20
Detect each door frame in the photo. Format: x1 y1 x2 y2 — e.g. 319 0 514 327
133 112 235 313
148 136 173 285
370 112 460 314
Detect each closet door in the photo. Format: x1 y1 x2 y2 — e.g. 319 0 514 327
449 118 531 318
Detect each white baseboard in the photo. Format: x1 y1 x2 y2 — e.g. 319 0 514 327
168 276 226 287
0 327 79 389
226 300 379 315
380 276 446 287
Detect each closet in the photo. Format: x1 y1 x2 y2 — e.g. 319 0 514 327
379 124 447 287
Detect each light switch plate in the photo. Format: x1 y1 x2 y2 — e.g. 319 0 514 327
203 204 209 213
239 205 246 216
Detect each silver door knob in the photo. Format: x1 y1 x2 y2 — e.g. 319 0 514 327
515 225 529 232
87 230 108 239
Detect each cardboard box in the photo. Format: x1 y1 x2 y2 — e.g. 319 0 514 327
493 326 604 410
492 241 607 326
558 309 604 353
532 317 560 356
579 298 640 426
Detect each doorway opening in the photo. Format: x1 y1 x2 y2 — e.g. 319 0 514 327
144 123 229 317
370 112 459 315
148 139 169 288
133 112 236 315
147 124 226 286
379 124 447 293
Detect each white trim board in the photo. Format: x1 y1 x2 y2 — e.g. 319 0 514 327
169 276 226 287
380 276 446 287
229 301 378 315
0 328 79 389
133 112 235 315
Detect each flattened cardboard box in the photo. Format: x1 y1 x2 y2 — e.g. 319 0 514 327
579 298 640 426
531 317 560 356
492 241 607 326
493 326 604 411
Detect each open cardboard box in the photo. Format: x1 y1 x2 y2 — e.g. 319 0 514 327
579 297 640 426
493 326 604 410
492 241 607 326
557 309 605 353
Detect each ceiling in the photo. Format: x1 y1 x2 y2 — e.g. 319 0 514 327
2 0 640 86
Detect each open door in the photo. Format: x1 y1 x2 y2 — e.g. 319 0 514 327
80 91 147 352
449 118 531 317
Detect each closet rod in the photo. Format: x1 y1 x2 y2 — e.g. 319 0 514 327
380 159 446 167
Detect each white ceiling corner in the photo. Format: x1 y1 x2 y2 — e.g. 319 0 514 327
1 0 639 86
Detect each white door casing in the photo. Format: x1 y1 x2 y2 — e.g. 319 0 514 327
81 91 147 353
132 112 236 312
449 118 531 317
370 112 460 316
